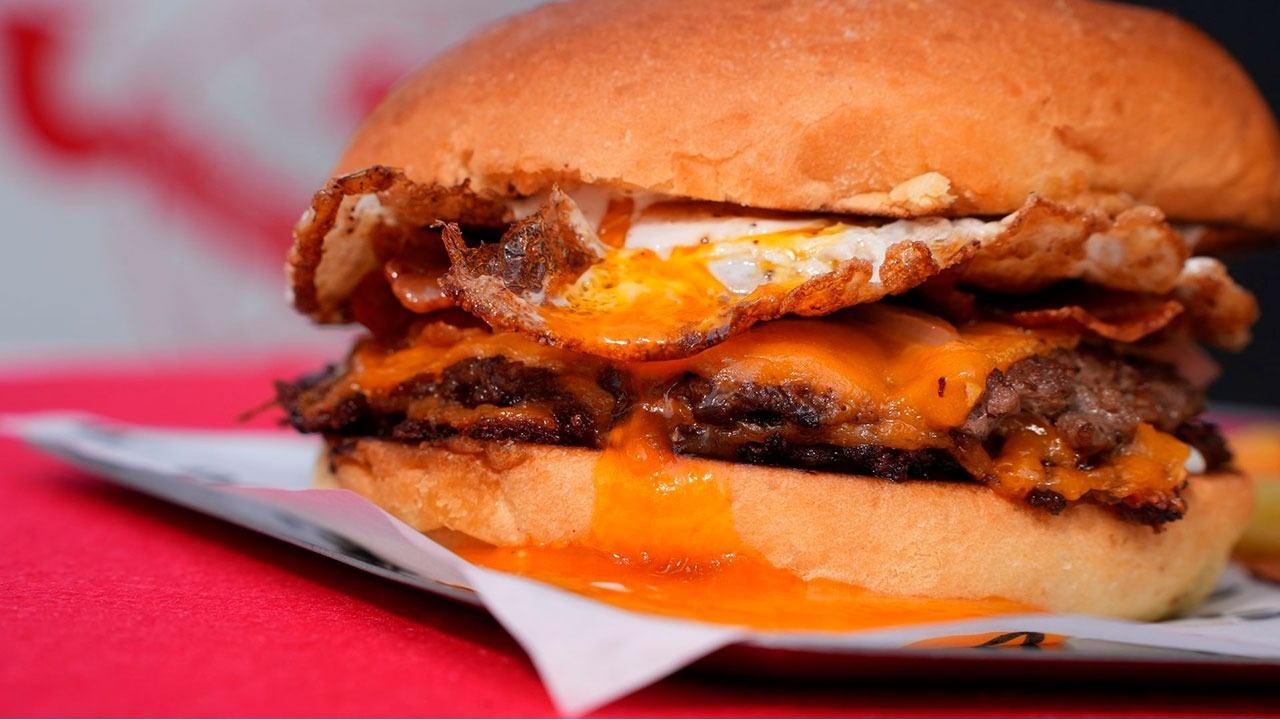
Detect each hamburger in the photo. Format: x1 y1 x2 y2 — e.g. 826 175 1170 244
278 0 1279 623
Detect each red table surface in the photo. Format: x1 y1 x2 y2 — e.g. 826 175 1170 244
3 356 1280 718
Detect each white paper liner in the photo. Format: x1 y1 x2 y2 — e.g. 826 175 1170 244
8 412 1280 715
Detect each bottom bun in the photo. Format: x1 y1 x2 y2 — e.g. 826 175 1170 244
325 437 1254 621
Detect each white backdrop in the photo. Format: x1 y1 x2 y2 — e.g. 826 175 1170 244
0 0 543 363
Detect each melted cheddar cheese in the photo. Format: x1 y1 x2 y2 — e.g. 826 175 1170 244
663 307 1074 449
992 422 1190 502
348 323 592 393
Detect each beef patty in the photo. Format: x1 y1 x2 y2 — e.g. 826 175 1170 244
278 344 1228 526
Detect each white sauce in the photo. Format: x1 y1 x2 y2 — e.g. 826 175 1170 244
1185 446 1206 475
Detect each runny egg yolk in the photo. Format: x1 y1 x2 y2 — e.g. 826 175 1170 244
445 407 1044 633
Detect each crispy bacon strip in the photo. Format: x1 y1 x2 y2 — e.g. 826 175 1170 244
1001 292 1186 343
287 166 508 323
441 189 607 299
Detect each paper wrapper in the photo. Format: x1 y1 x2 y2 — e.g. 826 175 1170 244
9 412 1280 714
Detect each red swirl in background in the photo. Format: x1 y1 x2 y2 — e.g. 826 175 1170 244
2 9 408 275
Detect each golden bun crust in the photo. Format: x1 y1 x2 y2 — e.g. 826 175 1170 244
337 0 1280 231
327 438 1254 621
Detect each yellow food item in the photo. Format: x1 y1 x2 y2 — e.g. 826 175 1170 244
1227 423 1280 559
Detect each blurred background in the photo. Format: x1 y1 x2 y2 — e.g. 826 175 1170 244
0 0 1277 404
0 0 542 369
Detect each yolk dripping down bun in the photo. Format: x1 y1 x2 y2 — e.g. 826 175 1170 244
279 0 1280 622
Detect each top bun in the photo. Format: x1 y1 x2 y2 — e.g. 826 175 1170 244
337 0 1280 231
